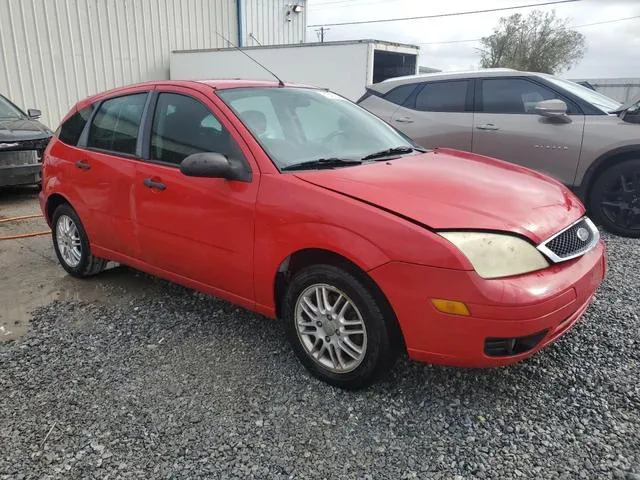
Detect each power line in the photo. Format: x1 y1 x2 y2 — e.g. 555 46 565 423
308 0 581 27
417 15 640 46
573 14 640 28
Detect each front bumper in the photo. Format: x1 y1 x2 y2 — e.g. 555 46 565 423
0 163 41 187
369 241 606 367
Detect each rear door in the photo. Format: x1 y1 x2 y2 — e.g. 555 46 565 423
75 90 150 257
133 86 259 303
472 77 585 184
389 79 474 150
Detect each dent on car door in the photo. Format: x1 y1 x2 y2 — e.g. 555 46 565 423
390 80 473 150
75 91 148 256
133 89 259 302
472 78 585 185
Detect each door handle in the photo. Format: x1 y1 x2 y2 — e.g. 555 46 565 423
75 160 91 170
395 117 414 123
143 178 166 191
476 123 499 131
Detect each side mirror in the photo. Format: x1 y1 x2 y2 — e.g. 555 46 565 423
534 99 567 119
27 109 42 119
180 152 251 182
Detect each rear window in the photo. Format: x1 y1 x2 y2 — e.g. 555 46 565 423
87 93 147 155
57 106 94 146
384 84 418 106
414 81 468 112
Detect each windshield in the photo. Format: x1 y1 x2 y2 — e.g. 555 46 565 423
217 87 416 170
0 95 25 119
543 76 622 113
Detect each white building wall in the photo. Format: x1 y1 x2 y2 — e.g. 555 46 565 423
241 0 306 47
0 0 306 129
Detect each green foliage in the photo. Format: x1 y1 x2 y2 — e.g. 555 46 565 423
479 10 586 74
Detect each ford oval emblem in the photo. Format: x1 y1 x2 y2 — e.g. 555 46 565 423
576 227 589 242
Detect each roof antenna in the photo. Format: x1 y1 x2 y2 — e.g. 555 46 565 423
214 32 285 87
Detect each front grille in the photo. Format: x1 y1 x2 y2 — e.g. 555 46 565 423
538 217 599 263
0 137 50 161
0 150 39 166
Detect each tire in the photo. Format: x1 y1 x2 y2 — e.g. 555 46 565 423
51 203 107 277
589 159 640 238
282 264 397 390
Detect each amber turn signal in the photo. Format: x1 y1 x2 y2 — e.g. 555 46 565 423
431 299 470 316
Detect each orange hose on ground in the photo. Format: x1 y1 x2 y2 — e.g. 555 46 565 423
0 213 44 223
0 214 48 240
0 230 50 241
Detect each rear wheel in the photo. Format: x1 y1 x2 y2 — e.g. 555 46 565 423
282 264 396 390
52 203 107 277
589 159 640 238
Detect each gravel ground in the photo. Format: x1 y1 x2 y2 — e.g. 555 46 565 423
1 233 639 480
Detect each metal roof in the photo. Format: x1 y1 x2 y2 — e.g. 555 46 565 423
172 39 420 54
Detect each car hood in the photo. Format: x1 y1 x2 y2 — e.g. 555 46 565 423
613 92 640 114
0 117 51 142
293 148 585 243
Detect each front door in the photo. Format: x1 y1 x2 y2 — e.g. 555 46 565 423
472 77 585 185
133 87 259 303
389 79 474 151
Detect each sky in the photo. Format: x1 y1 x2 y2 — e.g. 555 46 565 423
305 0 640 79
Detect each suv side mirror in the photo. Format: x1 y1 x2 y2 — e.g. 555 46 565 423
180 152 251 182
534 99 567 119
27 109 42 119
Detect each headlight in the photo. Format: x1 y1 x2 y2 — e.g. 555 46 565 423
439 232 549 279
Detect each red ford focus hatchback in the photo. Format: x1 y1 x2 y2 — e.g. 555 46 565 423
40 80 605 389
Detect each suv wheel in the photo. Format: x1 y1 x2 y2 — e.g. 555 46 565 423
282 264 396 390
589 159 640 238
52 203 107 277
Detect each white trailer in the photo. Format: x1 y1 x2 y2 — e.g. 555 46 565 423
170 40 420 101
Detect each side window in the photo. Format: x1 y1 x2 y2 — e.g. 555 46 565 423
150 93 242 165
481 78 574 114
414 81 468 112
87 93 147 155
384 84 417 106
57 105 95 146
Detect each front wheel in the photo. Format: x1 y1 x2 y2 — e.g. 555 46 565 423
52 203 107 277
282 264 397 390
589 159 640 237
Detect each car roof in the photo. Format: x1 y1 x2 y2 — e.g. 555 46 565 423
368 69 543 94
73 79 315 113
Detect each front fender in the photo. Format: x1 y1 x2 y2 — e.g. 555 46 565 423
253 221 391 314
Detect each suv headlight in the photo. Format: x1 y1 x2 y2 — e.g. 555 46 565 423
439 232 549 279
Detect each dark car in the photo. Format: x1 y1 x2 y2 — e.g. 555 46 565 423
0 94 52 187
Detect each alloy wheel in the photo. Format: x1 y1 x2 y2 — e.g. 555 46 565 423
600 172 640 231
55 214 82 267
295 283 367 373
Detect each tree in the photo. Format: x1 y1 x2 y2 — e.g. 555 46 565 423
479 10 586 74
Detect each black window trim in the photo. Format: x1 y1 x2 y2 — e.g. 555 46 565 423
474 76 584 115
141 90 251 171
402 79 474 113
77 90 152 159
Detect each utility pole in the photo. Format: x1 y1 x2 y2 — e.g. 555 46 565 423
315 27 330 43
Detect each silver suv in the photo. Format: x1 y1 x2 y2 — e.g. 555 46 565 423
358 69 640 237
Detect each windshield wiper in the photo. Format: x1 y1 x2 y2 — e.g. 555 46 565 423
281 157 362 171
361 146 423 161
